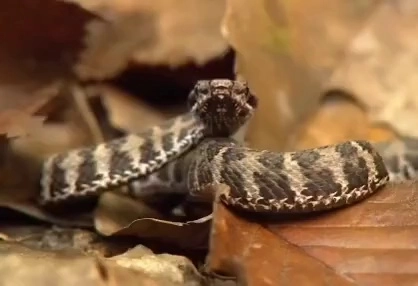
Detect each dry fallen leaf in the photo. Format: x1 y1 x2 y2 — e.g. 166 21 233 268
0 82 112 226
220 0 418 153
109 245 204 285
0 1 104 223
1 226 131 257
294 91 397 150
94 83 170 134
1 1 418 285
328 2 418 137
0 241 178 286
206 182 418 285
222 0 383 152
71 0 229 80
95 192 211 250
0 0 94 115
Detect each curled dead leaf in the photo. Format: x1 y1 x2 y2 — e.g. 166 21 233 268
94 192 211 249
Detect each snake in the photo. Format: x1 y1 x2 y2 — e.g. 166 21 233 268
38 79 418 214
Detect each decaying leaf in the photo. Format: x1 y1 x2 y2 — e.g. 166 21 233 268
95 192 211 250
205 182 418 285
221 0 382 152
0 201 94 228
93 83 170 134
294 91 397 150
0 241 178 286
1 226 129 257
0 0 95 96
0 1 102 223
109 245 204 285
0 83 110 225
71 0 229 80
328 2 418 137
1 0 418 285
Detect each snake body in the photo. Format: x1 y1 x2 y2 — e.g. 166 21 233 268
39 79 417 213
185 138 389 213
39 80 256 206
39 113 205 204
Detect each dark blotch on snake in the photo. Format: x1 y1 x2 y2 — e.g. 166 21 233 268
136 129 163 165
108 137 135 178
254 151 294 203
335 141 359 158
302 168 343 200
252 171 294 204
139 137 163 165
188 155 216 197
290 150 321 169
336 142 370 191
48 155 70 198
219 164 247 200
202 139 229 163
75 148 102 192
290 150 342 199
357 141 389 178
222 148 246 162
161 132 174 153
187 141 216 193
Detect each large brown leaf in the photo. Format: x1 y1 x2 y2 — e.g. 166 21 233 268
71 0 229 80
206 182 418 285
222 0 382 151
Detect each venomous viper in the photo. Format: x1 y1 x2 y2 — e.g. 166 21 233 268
38 79 418 213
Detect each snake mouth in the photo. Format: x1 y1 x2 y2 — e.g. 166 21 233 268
195 96 255 137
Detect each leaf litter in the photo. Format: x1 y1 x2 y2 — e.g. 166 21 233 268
0 0 418 285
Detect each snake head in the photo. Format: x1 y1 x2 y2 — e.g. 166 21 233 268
188 79 258 137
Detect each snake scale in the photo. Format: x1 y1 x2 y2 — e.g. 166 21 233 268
39 79 418 214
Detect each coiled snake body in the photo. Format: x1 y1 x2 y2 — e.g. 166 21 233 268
39 79 418 213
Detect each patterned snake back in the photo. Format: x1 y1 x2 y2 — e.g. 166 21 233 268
39 79 418 214
186 138 388 213
39 80 257 205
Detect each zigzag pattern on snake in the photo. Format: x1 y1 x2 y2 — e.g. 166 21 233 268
39 79 418 213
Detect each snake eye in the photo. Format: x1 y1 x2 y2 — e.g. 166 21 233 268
246 93 258 108
198 86 210 95
232 83 246 95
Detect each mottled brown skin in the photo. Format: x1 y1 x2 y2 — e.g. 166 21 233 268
40 78 415 214
185 138 389 213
